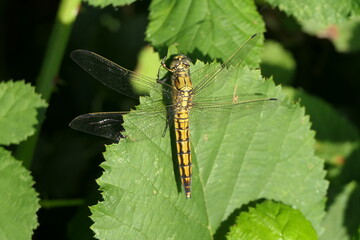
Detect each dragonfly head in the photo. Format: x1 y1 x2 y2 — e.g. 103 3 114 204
169 54 192 72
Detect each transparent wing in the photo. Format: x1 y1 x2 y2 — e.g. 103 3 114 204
71 50 173 99
125 94 278 141
69 112 127 141
189 93 278 130
193 94 277 112
191 34 260 97
69 99 172 142
118 98 169 141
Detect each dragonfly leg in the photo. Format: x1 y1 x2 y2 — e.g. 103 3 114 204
157 76 169 84
161 56 172 72
157 58 171 84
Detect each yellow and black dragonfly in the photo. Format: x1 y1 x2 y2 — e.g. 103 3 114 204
69 34 277 199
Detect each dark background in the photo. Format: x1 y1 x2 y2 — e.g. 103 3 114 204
1 1 359 239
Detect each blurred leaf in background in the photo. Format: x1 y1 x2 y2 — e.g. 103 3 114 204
265 0 360 52
261 40 296 86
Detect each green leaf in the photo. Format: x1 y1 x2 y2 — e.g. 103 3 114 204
90 52 327 238
320 182 357 240
261 40 296 85
0 147 40 239
355 226 360 240
283 88 359 171
265 0 353 32
331 16 360 52
265 0 360 52
147 0 265 65
131 46 161 95
0 81 47 145
227 201 318 240
84 0 136 7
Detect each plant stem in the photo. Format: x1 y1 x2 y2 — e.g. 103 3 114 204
15 0 81 168
40 198 85 208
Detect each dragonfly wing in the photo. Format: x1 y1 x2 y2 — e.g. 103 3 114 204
69 112 127 141
191 34 261 97
190 93 278 131
71 50 173 99
70 105 171 142
194 93 276 107
122 100 171 141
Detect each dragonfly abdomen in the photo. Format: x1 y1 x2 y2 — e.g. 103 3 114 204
174 111 192 199
169 54 194 198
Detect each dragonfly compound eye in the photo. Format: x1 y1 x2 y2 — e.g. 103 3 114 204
170 54 192 71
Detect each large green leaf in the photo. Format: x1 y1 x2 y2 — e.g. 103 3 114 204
0 147 40 239
0 81 47 145
147 0 264 65
227 201 317 240
90 54 327 238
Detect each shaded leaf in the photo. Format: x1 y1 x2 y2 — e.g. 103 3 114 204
0 147 40 239
261 40 296 85
265 0 360 52
284 87 359 170
320 182 357 240
330 16 360 52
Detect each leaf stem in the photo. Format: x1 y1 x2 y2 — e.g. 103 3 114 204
40 198 85 208
15 0 81 168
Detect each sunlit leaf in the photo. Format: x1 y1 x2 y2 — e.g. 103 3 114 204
0 80 47 145
147 0 264 65
227 201 318 240
90 55 327 239
0 147 40 239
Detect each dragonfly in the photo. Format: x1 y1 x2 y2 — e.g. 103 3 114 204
69 34 278 199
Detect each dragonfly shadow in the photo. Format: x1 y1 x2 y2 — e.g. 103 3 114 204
190 48 217 66
168 122 183 195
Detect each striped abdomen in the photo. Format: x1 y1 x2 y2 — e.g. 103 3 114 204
174 110 192 198
168 54 193 198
